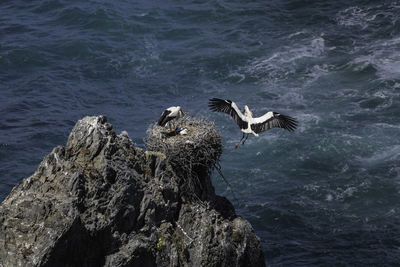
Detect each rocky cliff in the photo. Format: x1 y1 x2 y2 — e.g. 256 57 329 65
0 116 265 267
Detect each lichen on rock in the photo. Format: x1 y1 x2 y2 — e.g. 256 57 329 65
0 115 265 267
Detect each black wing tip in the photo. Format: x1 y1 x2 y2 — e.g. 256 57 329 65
209 98 223 104
209 98 232 103
277 114 298 132
287 118 298 132
208 98 220 107
208 98 233 112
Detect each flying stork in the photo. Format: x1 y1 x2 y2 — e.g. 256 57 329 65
158 106 184 129
209 98 298 148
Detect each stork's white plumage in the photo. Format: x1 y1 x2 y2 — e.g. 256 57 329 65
158 106 184 129
209 98 297 148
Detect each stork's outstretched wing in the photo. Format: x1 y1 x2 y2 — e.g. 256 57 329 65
208 98 248 129
251 112 297 133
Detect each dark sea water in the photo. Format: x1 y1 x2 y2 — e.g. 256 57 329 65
2 0 400 265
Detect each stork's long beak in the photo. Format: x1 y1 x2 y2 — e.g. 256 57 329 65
181 110 185 116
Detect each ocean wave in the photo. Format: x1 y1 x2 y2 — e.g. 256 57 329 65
279 92 306 107
349 51 400 81
244 36 327 84
303 63 332 85
356 145 400 166
357 91 394 112
294 113 320 133
336 6 377 29
302 177 373 205
342 29 400 82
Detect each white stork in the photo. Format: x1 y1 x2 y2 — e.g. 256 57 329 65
209 98 298 148
158 106 184 129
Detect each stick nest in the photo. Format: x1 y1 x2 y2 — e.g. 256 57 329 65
145 116 222 199
146 116 222 169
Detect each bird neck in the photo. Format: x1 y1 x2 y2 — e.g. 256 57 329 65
244 105 253 118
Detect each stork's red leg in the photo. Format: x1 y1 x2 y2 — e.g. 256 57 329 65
235 133 245 149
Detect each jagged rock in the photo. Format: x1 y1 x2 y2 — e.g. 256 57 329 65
0 115 265 267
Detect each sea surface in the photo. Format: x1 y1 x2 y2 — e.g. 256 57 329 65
1 0 400 265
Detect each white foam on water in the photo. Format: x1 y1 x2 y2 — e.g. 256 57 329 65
341 164 349 173
244 36 327 84
374 57 400 81
303 183 320 192
340 133 362 140
294 113 320 133
326 193 333 202
288 30 311 40
278 92 306 106
322 179 373 203
351 51 400 80
336 6 378 29
227 72 245 83
339 5 400 81
305 64 330 79
382 36 400 46
383 208 396 218
336 186 358 201
351 51 400 81
357 145 400 166
302 63 334 87
135 12 149 17
373 123 400 129
359 88 394 111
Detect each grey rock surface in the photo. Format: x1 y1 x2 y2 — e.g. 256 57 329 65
0 115 265 267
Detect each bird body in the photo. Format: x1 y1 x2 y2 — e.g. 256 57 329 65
208 98 297 148
158 106 184 128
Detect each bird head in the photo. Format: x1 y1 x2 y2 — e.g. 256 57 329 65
244 105 252 117
177 106 185 116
